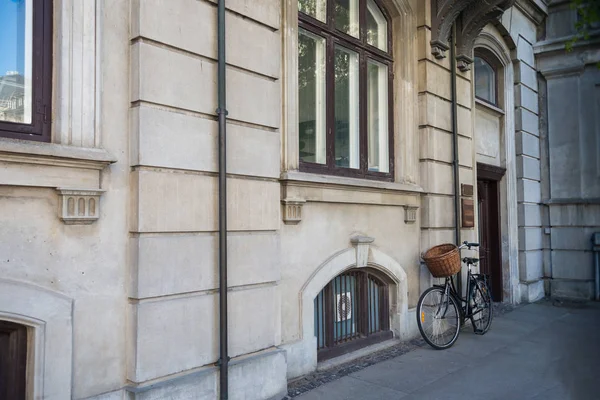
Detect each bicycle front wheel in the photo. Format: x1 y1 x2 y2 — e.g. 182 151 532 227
417 287 461 350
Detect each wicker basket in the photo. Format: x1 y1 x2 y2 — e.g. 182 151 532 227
422 243 461 278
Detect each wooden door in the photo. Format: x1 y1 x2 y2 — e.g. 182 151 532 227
0 321 27 400
477 179 503 301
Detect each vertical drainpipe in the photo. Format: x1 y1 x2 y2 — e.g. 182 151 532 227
450 24 462 295
216 0 229 398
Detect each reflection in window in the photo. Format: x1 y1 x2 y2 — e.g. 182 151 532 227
297 0 393 179
335 0 359 38
299 29 327 164
299 0 327 22
0 0 33 124
366 0 388 51
367 60 389 173
334 46 360 169
474 56 496 105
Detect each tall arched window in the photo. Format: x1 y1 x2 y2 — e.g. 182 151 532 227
314 268 391 360
298 0 394 180
474 56 497 106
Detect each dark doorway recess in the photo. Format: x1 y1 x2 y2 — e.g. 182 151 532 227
477 163 506 302
0 320 28 400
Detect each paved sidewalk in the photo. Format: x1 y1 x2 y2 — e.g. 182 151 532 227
295 300 600 400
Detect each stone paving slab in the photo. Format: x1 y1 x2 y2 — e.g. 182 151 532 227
293 299 600 400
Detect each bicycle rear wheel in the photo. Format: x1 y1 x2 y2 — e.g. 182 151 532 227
470 278 493 334
417 287 461 350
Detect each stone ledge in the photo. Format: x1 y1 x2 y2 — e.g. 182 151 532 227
0 137 116 190
280 172 422 220
281 171 424 195
0 137 117 169
475 98 505 116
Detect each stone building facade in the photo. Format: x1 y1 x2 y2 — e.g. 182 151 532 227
0 0 597 399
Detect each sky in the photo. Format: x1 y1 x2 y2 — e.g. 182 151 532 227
0 0 25 76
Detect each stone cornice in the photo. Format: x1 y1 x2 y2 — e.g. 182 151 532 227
515 0 548 25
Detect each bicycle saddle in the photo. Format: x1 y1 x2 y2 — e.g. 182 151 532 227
462 257 479 265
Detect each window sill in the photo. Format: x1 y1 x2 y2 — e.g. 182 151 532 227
281 171 423 194
0 137 117 189
475 98 505 116
280 171 422 225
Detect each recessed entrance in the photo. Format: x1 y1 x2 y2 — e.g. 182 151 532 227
477 163 506 302
314 268 392 361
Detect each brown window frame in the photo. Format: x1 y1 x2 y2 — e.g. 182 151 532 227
473 52 499 107
298 0 395 181
0 0 53 142
314 268 392 361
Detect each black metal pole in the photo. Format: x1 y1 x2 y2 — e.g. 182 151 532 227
217 0 229 398
450 24 462 296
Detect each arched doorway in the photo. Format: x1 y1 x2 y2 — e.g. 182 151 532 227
314 268 392 360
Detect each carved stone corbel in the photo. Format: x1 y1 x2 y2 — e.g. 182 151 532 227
430 0 478 59
57 188 105 225
430 0 516 68
281 198 305 225
403 205 419 224
455 0 516 71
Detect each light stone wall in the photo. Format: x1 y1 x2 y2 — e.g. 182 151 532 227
417 0 479 296
535 0 600 299
127 0 286 398
2 1 581 398
499 4 546 302
0 0 130 398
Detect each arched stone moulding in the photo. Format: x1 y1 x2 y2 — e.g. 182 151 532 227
0 278 73 399
285 236 410 378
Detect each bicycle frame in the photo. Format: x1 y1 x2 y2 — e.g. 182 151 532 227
432 246 488 321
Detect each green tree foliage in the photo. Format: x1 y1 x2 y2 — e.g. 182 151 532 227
566 0 600 52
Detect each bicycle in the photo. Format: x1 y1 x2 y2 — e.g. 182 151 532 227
416 241 493 350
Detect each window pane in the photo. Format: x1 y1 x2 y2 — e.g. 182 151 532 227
474 57 496 104
366 0 388 52
367 60 389 173
335 0 359 38
0 0 33 124
298 0 326 22
298 29 327 164
334 46 360 169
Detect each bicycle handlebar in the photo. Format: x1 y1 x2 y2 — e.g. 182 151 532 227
459 241 480 250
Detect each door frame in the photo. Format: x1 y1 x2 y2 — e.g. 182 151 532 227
477 163 506 301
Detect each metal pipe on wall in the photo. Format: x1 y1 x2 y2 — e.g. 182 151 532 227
450 24 462 295
217 0 229 398
593 233 600 301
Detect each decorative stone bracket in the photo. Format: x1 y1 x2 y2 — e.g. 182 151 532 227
430 0 515 71
282 199 305 225
57 188 105 225
403 205 418 224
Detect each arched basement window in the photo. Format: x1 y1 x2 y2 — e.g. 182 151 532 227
474 56 497 105
314 269 392 360
0 320 28 399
